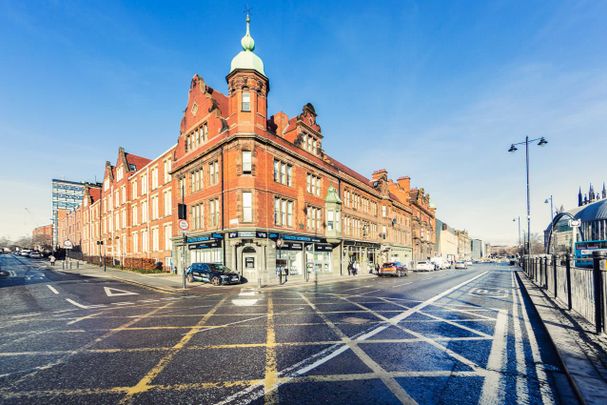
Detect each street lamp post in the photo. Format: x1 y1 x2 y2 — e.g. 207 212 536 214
513 217 521 255
508 136 548 255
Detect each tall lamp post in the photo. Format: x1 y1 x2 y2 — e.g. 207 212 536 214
508 136 548 255
513 217 521 255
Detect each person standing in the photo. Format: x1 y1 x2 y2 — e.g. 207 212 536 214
353 261 359 276
49 255 56 266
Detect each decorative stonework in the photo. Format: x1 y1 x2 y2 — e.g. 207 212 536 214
191 103 198 116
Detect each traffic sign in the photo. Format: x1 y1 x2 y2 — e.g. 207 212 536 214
178 219 189 231
63 240 73 250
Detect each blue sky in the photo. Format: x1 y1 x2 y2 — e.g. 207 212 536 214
1 0 606 244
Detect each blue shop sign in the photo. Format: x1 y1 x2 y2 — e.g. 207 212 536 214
269 233 325 243
186 233 224 244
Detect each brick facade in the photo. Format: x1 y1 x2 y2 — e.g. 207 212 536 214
57 18 437 281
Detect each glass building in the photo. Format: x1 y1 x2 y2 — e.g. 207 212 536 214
51 179 87 248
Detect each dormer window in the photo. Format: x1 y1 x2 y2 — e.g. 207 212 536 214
242 89 251 112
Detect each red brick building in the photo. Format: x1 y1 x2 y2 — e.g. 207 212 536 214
32 224 53 249
62 16 436 283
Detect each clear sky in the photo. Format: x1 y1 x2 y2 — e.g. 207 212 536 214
1 0 606 244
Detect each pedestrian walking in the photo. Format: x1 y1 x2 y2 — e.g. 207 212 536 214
347 261 353 276
284 267 289 283
353 261 359 276
49 255 56 266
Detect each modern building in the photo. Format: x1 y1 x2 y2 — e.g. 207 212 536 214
51 179 88 248
435 219 457 263
471 238 484 260
57 15 438 285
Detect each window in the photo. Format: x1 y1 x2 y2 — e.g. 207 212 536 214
209 199 219 227
163 190 172 216
132 205 138 226
306 206 322 231
191 203 204 230
121 186 126 204
164 224 172 250
151 195 159 220
152 228 159 252
242 89 250 111
242 191 252 222
121 209 126 229
381 205 387 218
141 200 148 223
242 151 252 174
203 123 208 142
115 192 119 207
163 159 171 183
141 174 148 195
191 167 203 192
179 177 186 198
209 160 219 185
274 197 293 227
116 167 124 181
306 174 321 196
151 167 158 190
186 134 191 152
273 159 292 186
132 232 138 253
132 181 138 199
327 210 340 231
103 179 109 191
142 229 148 251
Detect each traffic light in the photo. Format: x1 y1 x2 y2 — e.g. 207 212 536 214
178 203 187 220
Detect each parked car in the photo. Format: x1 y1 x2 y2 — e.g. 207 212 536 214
28 251 43 259
414 261 435 272
186 263 241 286
378 262 408 277
465 260 473 266
454 261 468 269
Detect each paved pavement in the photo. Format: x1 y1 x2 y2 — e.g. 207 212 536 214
0 255 580 404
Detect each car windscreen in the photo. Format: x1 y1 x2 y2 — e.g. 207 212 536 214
208 264 230 273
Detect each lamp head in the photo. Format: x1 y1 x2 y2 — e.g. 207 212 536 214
508 144 518 153
538 137 548 146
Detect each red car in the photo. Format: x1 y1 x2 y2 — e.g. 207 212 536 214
378 262 408 277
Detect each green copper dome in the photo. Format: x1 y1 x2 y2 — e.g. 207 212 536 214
230 14 265 76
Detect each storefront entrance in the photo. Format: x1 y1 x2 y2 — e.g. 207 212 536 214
242 246 257 283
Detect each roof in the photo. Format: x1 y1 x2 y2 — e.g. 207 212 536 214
125 153 151 171
89 187 101 202
230 15 265 75
575 198 607 222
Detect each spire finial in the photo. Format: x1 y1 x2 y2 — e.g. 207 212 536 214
240 12 255 51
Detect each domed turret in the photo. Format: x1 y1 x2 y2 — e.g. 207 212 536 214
230 14 265 76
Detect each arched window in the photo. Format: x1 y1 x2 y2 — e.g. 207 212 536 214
242 89 251 112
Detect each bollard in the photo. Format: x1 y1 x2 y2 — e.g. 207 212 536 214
591 251 605 334
565 253 572 310
553 254 558 298
62 260 65 270
77 261 80 269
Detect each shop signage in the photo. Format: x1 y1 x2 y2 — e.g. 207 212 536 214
188 240 221 250
268 233 325 243
186 233 224 244
279 241 303 251
315 243 333 252
228 231 269 239
344 240 381 249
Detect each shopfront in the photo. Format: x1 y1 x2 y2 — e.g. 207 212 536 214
343 240 381 273
270 232 336 282
187 233 224 265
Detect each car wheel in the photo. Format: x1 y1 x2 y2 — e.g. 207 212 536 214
187 274 193 283
211 276 221 286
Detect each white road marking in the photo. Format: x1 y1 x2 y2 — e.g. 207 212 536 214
112 302 134 306
46 285 59 295
217 271 489 405
103 286 139 297
515 274 555 405
393 281 413 288
65 298 89 309
67 312 101 325
479 309 508 405
511 271 529 404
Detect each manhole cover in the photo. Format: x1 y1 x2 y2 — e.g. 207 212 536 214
343 316 369 325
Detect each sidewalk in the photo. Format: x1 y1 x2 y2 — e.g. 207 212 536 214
517 270 607 405
53 260 186 293
51 260 377 293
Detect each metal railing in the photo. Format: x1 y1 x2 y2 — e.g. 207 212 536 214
521 251 607 334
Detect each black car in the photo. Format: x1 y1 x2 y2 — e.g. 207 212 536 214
186 263 242 286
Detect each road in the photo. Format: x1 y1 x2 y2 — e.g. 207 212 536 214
0 254 579 404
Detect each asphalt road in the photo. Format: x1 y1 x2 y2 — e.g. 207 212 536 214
0 255 579 404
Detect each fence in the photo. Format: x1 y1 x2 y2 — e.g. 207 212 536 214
521 252 607 334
